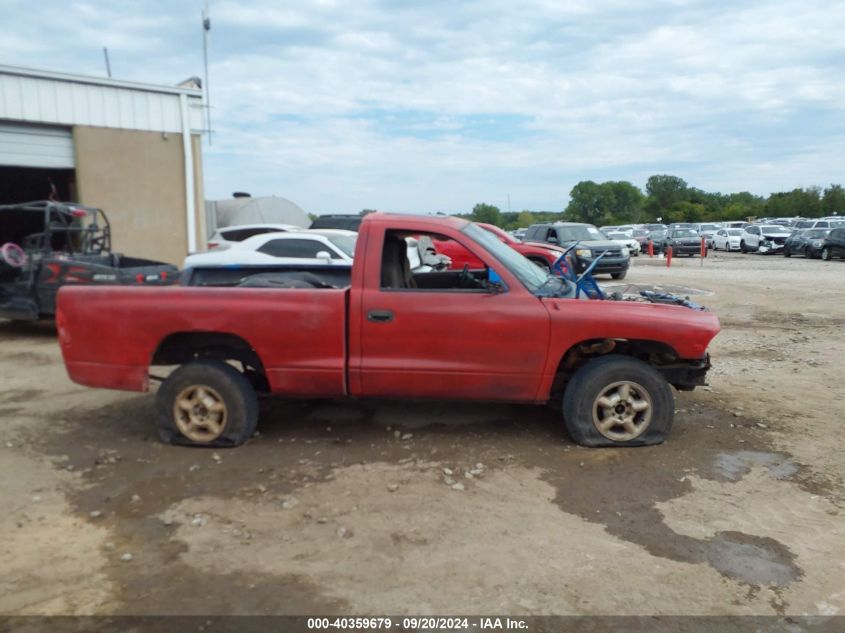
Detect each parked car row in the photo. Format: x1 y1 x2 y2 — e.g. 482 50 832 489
195 213 845 283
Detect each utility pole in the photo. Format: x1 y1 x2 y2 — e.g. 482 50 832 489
202 3 212 145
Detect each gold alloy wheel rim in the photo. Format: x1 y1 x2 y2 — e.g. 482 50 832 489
173 385 228 442
592 380 653 441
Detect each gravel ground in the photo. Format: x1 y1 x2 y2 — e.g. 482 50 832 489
0 250 843 616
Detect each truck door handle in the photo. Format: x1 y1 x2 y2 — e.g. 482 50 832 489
367 309 394 323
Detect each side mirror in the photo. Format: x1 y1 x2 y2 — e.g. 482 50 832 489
316 250 332 263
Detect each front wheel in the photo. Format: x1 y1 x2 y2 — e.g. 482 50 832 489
740 241 747 253
611 271 627 280
822 247 832 261
562 355 674 447
784 246 791 257
156 360 258 447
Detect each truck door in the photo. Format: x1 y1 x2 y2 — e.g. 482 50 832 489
350 226 551 402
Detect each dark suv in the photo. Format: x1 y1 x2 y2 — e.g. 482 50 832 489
821 228 845 261
523 222 630 279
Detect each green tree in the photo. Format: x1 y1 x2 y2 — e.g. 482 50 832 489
822 184 845 215
515 210 535 228
646 175 688 213
565 181 615 225
667 201 707 223
606 181 645 223
471 203 502 226
766 187 822 218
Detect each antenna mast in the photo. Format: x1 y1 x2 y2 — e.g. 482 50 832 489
202 3 212 145
103 47 112 78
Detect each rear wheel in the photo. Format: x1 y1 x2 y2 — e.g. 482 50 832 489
740 240 747 253
156 360 258 447
783 246 791 257
562 355 674 447
611 271 627 280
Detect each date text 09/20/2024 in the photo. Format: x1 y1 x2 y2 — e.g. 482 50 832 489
306 617 527 630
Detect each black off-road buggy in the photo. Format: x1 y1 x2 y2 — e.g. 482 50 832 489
0 201 178 321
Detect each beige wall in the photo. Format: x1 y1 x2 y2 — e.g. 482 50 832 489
72 126 204 265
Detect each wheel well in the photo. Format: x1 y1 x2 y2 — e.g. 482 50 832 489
550 338 678 402
151 332 269 392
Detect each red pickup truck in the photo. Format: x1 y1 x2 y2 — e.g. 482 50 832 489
57 213 720 449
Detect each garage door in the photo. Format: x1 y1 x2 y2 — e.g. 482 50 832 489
0 122 74 168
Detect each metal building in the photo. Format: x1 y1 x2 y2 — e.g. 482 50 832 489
0 65 206 264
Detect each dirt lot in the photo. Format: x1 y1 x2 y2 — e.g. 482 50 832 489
1 251 844 616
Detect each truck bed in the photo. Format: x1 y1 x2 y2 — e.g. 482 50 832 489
57 285 348 396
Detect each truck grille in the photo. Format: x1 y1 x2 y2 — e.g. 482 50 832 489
593 248 622 257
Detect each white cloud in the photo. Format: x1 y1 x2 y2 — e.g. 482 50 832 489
2 0 844 212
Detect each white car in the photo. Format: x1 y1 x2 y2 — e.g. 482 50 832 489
604 231 641 256
711 228 743 251
739 225 792 254
793 219 845 230
692 223 723 247
186 230 442 272
207 223 304 250
185 230 358 268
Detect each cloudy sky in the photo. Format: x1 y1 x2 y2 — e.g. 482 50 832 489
2 0 844 214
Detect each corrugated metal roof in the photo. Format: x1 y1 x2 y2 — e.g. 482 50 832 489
0 65 204 134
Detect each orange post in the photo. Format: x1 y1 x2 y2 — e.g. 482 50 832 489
647 240 654 257
700 237 706 266
666 245 673 267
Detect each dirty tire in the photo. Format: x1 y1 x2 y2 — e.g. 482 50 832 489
783 246 791 257
611 271 627 280
822 247 832 261
740 240 747 253
156 360 258 448
562 355 674 447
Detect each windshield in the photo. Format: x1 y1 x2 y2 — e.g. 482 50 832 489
761 226 786 235
700 224 719 231
327 234 357 257
605 232 628 239
557 225 604 241
672 229 698 238
806 229 829 238
632 229 648 237
462 223 558 293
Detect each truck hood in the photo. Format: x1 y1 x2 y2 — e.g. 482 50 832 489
542 297 721 360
